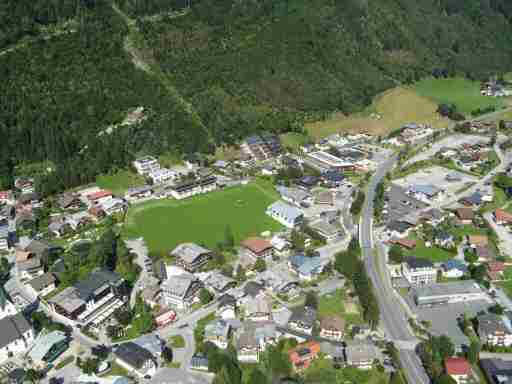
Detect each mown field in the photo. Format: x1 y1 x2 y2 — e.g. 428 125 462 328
413 77 508 115
96 170 146 195
305 87 450 139
123 181 282 253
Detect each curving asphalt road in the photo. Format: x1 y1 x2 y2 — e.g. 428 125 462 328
360 154 430 384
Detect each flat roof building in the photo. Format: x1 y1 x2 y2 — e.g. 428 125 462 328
412 280 486 306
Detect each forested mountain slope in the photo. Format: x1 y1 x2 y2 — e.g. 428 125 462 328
2 0 512 193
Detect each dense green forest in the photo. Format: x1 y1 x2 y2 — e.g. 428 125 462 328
2 0 512 193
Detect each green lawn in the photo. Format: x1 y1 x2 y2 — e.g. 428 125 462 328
404 233 456 263
413 77 507 116
317 289 363 327
123 182 283 253
96 169 146 195
498 280 512 298
169 335 185 348
55 355 74 370
100 362 129 377
279 132 311 152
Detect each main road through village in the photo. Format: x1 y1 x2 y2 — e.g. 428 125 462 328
360 154 430 384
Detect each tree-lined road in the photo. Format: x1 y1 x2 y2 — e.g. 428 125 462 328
360 154 430 384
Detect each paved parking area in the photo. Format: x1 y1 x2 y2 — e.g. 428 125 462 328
408 298 491 349
406 134 490 166
393 166 478 199
149 368 213 384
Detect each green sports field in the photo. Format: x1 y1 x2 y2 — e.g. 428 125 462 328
413 77 507 115
123 181 283 253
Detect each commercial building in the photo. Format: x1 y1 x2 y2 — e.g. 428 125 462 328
401 257 437 287
412 280 486 306
305 151 355 173
133 156 160 175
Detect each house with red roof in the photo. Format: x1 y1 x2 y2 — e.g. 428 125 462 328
444 357 472 384
86 190 113 206
288 341 321 371
494 209 512 226
241 237 274 260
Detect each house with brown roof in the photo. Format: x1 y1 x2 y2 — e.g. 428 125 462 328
389 238 416 250
467 235 489 248
494 209 512 226
455 208 474 225
288 341 321 371
319 315 345 341
241 237 273 260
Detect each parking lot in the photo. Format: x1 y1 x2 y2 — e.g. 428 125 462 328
408 297 491 349
405 134 490 166
393 166 478 201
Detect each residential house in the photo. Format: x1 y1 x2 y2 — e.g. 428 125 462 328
48 220 72 238
441 260 467 279
288 341 321 371
236 321 278 363
319 315 345 341
17 258 44 281
0 289 18 320
478 313 512 347
100 198 127 216
315 190 334 206
460 192 484 208
277 186 312 208
467 235 489 249
0 190 13 205
344 341 380 370
217 294 236 320
456 208 475 225
161 274 202 310
141 285 161 308
288 306 317 335
245 294 272 322
385 220 414 239
0 313 34 362
132 156 160 175
14 177 35 194
297 176 319 189
133 334 165 358
241 237 274 260
241 134 282 161
57 193 82 210
204 319 231 349
288 254 323 281
266 201 304 229
169 173 217 200
18 192 41 208
475 245 494 262
321 170 345 188
28 330 68 368
270 235 291 256
86 190 113 207
148 168 176 184
113 342 157 378
401 257 437 286
125 186 153 201
27 273 56 297
444 357 472 384
407 184 443 203
171 243 212 272
201 272 235 294
191 355 209 371
480 358 512 384
494 209 512 226
309 220 343 242
48 269 128 326
241 281 265 305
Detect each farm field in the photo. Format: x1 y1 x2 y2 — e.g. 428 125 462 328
96 169 146 195
305 87 449 139
413 77 508 116
123 181 283 254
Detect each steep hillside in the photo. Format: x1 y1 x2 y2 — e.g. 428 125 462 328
2 0 512 193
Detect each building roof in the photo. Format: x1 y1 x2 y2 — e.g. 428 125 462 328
414 280 482 299
480 358 512 383
390 238 416 249
246 295 271 316
445 357 471 376
243 281 265 298
57 193 81 208
456 208 474 221
28 330 67 361
288 341 321 364
267 201 303 221
495 209 512 224
0 313 32 349
162 274 196 299
114 342 155 369
74 269 123 298
28 273 56 292
17 257 42 271
289 306 317 328
478 313 510 336
289 254 322 276
309 220 341 238
387 220 413 233
133 334 163 356
443 259 467 273
345 340 380 363
277 186 310 203
170 243 211 264
404 256 433 270
409 184 441 197
320 315 345 331
204 319 230 339
87 190 112 201
468 235 489 247
241 237 273 255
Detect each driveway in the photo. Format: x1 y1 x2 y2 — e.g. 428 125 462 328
125 238 150 308
484 212 512 257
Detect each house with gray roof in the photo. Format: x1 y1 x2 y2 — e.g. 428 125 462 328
113 342 157 378
171 243 213 272
477 313 512 347
245 294 272 322
288 306 317 335
266 201 304 229
161 274 202 310
27 272 56 297
308 220 343 242
236 321 278 363
133 334 164 357
17 257 44 281
407 184 443 202
412 280 486 306
0 313 34 362
277 186 312 208
345 340 381 369
204 319 231 349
